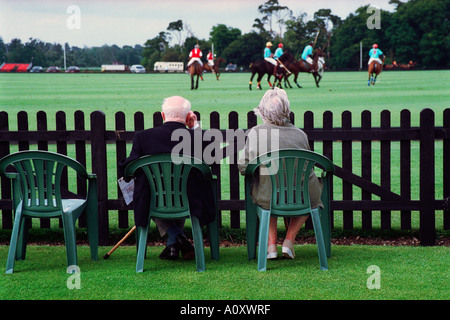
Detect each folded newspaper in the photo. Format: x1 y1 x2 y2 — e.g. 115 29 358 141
118 177 134 205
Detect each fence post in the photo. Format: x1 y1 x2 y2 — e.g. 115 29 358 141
361 110 372 230
400 109 412 230
37 111 50 229
323 111 334 229
342 111 353 230
380 110 391 230
90 111 109 245
444 109 450 230
115 111 128 229
228 111 240 229
419 108 435 246
0 111 12 229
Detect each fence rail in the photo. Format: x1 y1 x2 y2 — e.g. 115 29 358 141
1 109 449 246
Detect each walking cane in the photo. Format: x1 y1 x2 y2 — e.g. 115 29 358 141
103 225 136 259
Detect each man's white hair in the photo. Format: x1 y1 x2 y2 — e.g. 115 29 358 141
254 87 291 126
161 96 191 119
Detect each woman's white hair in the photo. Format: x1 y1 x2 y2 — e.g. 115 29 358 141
161 96 191 119
254 87 291 126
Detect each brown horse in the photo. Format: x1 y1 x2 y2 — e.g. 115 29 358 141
203 57 224 80
368 58 384 86
249 58 279 90
189 61 203 90
399 61 417 70
279 49 324 88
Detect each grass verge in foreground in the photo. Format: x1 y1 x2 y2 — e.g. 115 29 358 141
0 244 448 300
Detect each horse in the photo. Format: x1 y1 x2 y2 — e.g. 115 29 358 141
249 59 278 90
279 48 324 88
203 57 224 80
189 61 203 90
399 61 417 70
368 57 384 86
384 61 398 70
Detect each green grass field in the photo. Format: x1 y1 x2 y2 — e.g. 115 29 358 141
1 70 449 130
0 70 448 231
0 70 449 301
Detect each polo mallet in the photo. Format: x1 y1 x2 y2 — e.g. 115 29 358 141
277 59 292 74
313 30 320 48
103 225 136 259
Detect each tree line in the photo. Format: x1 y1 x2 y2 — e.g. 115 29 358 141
1 0 448 71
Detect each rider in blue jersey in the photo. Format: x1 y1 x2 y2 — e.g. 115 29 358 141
368 44 384 65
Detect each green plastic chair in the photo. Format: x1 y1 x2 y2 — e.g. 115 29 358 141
124 153 220 273
244 149 334 271
0 150 98 274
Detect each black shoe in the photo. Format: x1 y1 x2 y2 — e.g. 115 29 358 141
159 244 179 260
176 233 195 260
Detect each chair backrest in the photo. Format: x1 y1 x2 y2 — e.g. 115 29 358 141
245 149 334 215
124 153 212 218
0 150 89 215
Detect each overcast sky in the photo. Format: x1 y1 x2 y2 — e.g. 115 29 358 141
0 0 396 47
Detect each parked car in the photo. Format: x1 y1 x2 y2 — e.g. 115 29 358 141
46 66 60 73
30 66 44 73
66 66 80 73
130 65 146 73
225 64 237 72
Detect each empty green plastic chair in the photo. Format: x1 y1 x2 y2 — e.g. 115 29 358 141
0 150 98 273
244 149 334 271
124 153 220 273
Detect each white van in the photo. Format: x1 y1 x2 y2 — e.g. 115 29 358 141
154 62 184 73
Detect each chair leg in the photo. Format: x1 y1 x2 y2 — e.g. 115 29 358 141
257 208 271 271
310 209 328 271
207 218 220 261
136 225 149 273
6 210 23 274
320 207 332 258
62 214 78 271
246 204 258 261
191 216 206 272
16 216 31 260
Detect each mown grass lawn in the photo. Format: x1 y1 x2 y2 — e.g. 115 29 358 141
0 244 448 300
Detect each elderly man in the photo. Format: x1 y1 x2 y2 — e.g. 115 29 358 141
238 88 323 260
119 96 215 260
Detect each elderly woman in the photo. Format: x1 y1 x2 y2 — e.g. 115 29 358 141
238 87 323 259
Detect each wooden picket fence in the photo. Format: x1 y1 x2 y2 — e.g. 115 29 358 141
0 108 449 246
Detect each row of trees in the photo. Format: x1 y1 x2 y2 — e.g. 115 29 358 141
1 0 448 70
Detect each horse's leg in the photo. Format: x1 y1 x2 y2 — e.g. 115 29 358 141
256 73 263 90
249 72 256 90
368 73 371 86
294 72 302 88
191 75 194 90
313 73 320 88
267 74 273 88
196 75 199 89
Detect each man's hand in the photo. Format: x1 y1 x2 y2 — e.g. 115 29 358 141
186 111 198 129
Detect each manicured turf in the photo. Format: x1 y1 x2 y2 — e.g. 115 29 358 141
0 70 448 130
0 244 448 300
